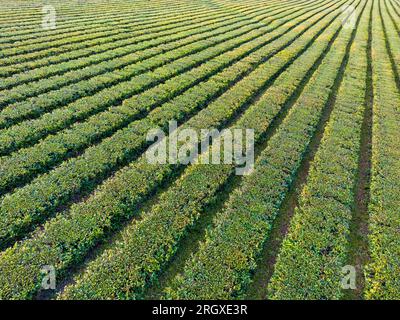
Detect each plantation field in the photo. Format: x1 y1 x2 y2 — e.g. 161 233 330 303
0 0 399 300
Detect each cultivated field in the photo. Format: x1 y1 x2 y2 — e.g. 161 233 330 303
0 0 399 300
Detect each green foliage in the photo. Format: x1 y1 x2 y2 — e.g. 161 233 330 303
0 0 338 299
165 0 364 299
269 0 370 299
0 0 326 248
0 0 398 301
363 0 400 300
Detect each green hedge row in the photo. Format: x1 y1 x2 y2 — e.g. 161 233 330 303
0 7 240 77
0 2 155 32
391 0 400 15
0 1 312 151
0 0 194 36
0 0 271 80
0 0 330 194
0 1 272 91
364 0 400 300
2 15 205 59
382 0 400 83
268 0 370 299
0 2 236 75
0 0 345 298
0 0 335 247
0 2 220 64
0 0 212 49
166 0 364 299
59 2 351 298
0 1 292 111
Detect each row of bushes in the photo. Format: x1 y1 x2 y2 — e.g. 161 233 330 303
390 0 400 16
364 0 400 300
0 0 270 76
0 1 272 91
0 0 193 36
268 0 370 299
0 1 222 63
382 0 400 83
167 0 363 299
0 3 321 246
0 0 323 192
0 0 308 143
0 15 282 152
0 3 145 33
0 2 340 298
0 2 288 109
0 0 214 50
59 2 351 299
0 2 237 76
